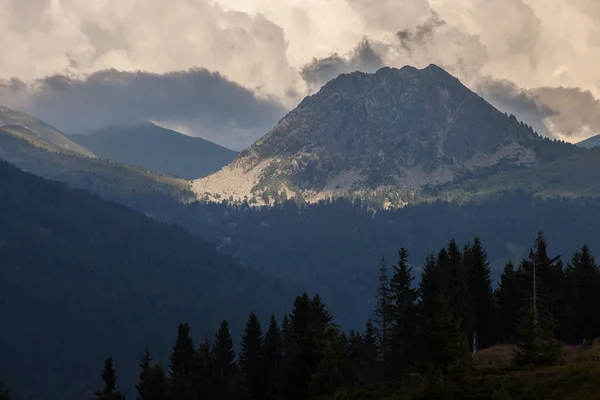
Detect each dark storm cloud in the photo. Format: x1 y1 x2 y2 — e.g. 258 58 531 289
396 10 446 52
476 78 556 137
476 78 600 139
299 39 386 90
0 68 287 150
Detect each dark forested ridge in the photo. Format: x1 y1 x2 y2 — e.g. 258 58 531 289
0 160 292 400
90 233 600 400
129 193 600 332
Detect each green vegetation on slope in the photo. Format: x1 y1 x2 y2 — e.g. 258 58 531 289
0 160 291 400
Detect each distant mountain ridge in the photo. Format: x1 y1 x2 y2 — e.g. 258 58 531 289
0 106 94 157
70 122 237 179
193 64 543 206
576 133 600 149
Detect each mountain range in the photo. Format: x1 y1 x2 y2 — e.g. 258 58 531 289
70 122 237 179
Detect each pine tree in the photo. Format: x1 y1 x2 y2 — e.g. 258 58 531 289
495 261 520 343
0 381 10 400
145 363 169 400
566 245 600 342
213 320 237 400
240 312 263 400
362 318 381 384
346 330 365 386
262 314 282 400
169 322 195 400
442 240 473 339
191 336 214 400
225 366 251 400
513 234 563 366
466 238 496 349
307 340 344 399
419 253 440 320
419 291 472 375
388 248 419 378
372 257 393 371
135 348 152 400
94 358 126 400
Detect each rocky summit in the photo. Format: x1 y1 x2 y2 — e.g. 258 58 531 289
193 64 541 206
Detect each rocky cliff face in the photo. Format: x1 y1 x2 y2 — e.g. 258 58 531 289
193 64 540 206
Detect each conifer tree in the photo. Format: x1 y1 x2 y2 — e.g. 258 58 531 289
94 358 126 400
169 322 195 400
191 336 214 400
135 348 152 400
419 253 441 319
307 339 344 399
466 238 496 349
213 320 237 400
225 366 251 400
419 291 472 375
240 312 263 400
362 318 381 384
495 261 520 343
262 314 282 400
388 248 418 378
442 240 473 338
565 244 600 342
372 257 393 370
514 234 563 366
145 363 169 400
0 381 10 400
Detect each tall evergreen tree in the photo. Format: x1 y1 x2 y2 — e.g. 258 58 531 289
225 366 251 400
442 240 473 338
145 363 169 400
94 358 126 400
0 381 10 400
262 314 282 400
372 257 393 370
169 322 195 400
466 238 496 349
388 248 419 378
213 320 237 400
308 339 344 399
419 253 440 320
135 348 152 400
495 261 520 343
240 312 263 400
566 245 600 342
191 336 214 400
362 318 381 384
514 233 563 366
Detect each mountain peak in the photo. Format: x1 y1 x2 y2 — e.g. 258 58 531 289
193 64 540 206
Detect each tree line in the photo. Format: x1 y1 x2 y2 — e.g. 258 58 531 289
87 232 600 400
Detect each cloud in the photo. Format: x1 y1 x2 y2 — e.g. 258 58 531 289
300 39 386 90
476 78 600 141
475 78 557 138
0 68 286 150
1 0 600 145
396 10 446 52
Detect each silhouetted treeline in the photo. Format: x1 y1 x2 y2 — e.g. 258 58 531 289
96 233 600 400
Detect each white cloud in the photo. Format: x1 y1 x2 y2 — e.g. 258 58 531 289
0 0 599 143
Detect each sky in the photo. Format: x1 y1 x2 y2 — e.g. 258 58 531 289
1 0 600 149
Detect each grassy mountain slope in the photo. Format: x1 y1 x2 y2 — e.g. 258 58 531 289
0 119 195 209
0 159 291 400
70 122 237 179
0 106 94 157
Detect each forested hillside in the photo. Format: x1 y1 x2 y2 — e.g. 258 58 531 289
88 233 600 400
0 160 292 400
125 193 600 332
